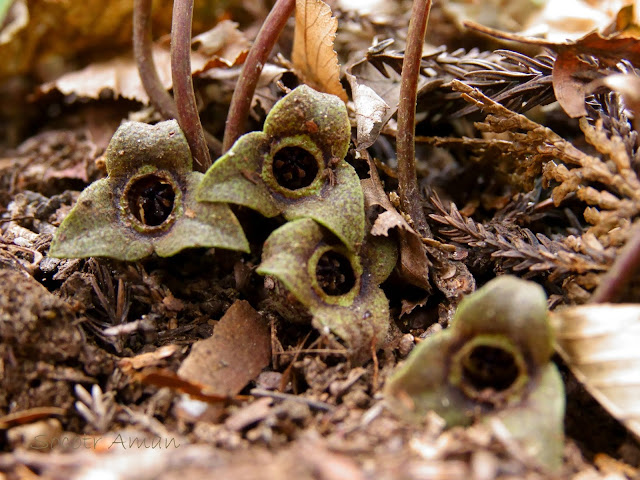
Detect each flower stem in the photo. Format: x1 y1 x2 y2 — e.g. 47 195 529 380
133 0 178 119
396 0 433 237
222 0 295 153
171 0 212 171
134 0 222 158
591 221 640 303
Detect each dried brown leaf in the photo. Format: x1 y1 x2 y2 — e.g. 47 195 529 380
38 21 249 103
361 155 431 293
177 300 270 397
292 0 348 102
552 304 640 441
192 20 249 68
465 20 640 118
38 47 208 103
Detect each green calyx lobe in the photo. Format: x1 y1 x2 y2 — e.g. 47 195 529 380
257 218 397 364
197 85 364 250
49 120 249 261
384 275 565 470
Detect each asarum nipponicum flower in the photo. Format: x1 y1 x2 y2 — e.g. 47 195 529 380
257 218 396 364
197 85 364 251
49 120 249 260
384 276 565 470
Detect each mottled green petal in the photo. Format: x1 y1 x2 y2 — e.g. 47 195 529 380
154 173 249 256
360 232 397 284
453 276 553 368
312 281 390 364
384 275 565 470
383 328 471 425
197 132 279 217
487 364 565 470
264 85 351 162
257 218 326 311
282 160 364 249
49 180 152 260
200 86 363 250
258 218 391 363
106 120 193 178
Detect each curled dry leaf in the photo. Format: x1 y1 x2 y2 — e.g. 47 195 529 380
552 303 640 441
38 21 248 103
38 48 207 103
361 154 432 294
345 69 390 150
465 20 640 118
292 0 348 102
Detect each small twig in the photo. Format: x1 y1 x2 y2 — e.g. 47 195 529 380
250 388 334 412
171 0 212 171
222 0 295 152
396 0 433 237
591 221 640 303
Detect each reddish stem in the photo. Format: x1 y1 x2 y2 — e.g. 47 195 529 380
134 0 222 158
222 0 295 153
133 0 179 120
171 0 212 171
396 0 433 237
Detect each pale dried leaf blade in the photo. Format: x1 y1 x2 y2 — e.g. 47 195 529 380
552 304 640 440
38 47 210 103
292 0 348 102
346 71 390 149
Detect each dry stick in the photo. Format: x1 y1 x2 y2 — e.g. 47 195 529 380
133 0 222 157
171 0 212 172
396 0 433 237
590 221 640 303
222 0 295 153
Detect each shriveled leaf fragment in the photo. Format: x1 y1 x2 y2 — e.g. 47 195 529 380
38 46 221 104
345 40 438 148
257 218 396 364
49 120 248 260
292 0 348 102
191 20 249 68
0 0 226 79
385 276 565 470
552 304 640 441
465 20 640 118
361 155 431 293
198 85 364 250
345 71 390 150
178 300 271 397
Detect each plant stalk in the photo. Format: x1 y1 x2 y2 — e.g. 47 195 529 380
222 0 295 153
591 221 640 303
134 0 222 157
134 0 179 120
396 0 433 237
171 0 212 171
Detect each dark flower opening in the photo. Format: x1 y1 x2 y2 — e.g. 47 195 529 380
126 174 176 226
272 146 319 190
316 250 356 296
461 345 520 392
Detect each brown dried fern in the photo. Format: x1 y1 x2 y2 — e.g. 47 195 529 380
429 195 607 281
